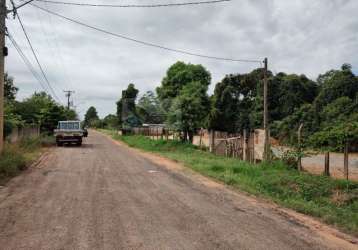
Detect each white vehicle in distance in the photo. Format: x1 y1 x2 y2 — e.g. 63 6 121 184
54 120 87 146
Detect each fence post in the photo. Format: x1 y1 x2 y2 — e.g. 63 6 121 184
199 129 203 148
225 140 229 157
324 152 330 176
243 130 247 161
209 130 215 153
344 141 349 180
297 123 303 171
252 132 255 163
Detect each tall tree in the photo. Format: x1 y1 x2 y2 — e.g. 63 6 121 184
102 114 119 129
116 83 141 128
208 69 265 132
84 106 99 127
4 73 18 102
137 91 165 124
167 81 210 142
156 61 211 111
314 64 358 111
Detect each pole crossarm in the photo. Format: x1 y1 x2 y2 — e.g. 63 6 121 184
7 0 35 14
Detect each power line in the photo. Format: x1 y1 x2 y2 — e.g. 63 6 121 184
7 31 51 94
34 0 230 8
34 5 72 93
15 10 62 102
31 4 261 63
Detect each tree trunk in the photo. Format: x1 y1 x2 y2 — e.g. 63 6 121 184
182 130 188 142
188 131 194 143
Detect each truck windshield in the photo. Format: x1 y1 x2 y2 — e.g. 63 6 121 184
59 122 80 130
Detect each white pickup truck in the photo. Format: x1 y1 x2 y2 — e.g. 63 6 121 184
54 120 86 146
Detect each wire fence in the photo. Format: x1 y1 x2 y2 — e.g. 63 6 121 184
128 126 264 162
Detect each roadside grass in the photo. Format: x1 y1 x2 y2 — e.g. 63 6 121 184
0 135 55 184
100 129 358 236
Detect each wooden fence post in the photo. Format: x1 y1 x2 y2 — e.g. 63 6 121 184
243 129 247 161
252 132 255 164
199 129 203 148
324 152 330 176
297 123 303 171
344 142 349 180
209 130 215 153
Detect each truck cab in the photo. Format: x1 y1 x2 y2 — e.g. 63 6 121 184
54 121 84 146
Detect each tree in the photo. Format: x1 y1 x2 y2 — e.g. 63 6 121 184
116 83 141 128
167 81 210 142
137 91 165 124
14 92 54 124
314 64 358 111
102 114 119 129
156 61 211 111
4 73 18 102
3 73 20 137
271 73 318 121
208 69 265 132
270 104 319 144
41 104 68 133
84 106 99 127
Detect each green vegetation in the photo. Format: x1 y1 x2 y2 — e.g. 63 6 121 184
1 73 73 183
0 136 54 184
4 73 77 136
102 130 358 235
94 62 358 151
84 106 100 127
116 83 141 129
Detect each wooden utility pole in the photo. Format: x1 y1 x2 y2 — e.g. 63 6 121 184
263 58 270 161
63 90 75 109
0 0 6 153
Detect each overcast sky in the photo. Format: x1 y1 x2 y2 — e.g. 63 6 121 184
6 0 358 118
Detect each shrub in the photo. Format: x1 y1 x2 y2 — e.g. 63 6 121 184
0 144 27 177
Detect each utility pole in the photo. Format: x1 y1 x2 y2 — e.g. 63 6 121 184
263 57 270 161
63 90 75 109
0 0 6 153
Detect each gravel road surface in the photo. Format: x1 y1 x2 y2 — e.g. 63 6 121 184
0 131 356 250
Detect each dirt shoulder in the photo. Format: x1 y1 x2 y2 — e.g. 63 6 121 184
0 130 356 250
100 130 358 249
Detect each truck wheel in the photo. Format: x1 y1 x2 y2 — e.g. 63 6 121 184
77 141 82 146
57 142 63 147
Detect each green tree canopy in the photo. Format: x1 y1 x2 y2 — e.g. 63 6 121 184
167 81 210 142
116 83 141 128
156 61 211 111
137 91 165 124
208 68 265 132
84 106 99 127
314 64 358 110
102 114 119 129
4 73 18 102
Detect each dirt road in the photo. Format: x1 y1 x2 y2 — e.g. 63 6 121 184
0 131 356 250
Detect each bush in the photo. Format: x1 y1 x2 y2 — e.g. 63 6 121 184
0 137 45 181
0 144 27 177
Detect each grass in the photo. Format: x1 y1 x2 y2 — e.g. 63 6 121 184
100 129 358 236
0 135 55 184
